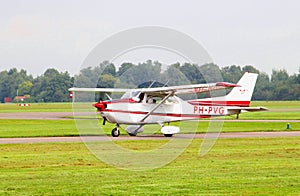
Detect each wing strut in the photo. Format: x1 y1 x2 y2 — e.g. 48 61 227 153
130 91 174 136
140 91 173 122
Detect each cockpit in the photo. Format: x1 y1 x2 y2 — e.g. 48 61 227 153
121 90 178 104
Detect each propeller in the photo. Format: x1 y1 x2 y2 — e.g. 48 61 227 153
94 97 108 125
103 117 107 125
93 99 105 111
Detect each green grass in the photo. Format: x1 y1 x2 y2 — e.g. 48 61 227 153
1 100 299 112
1 119 299 138
236 111 300 120
1 101 299 195
0 119 78 138
1 137 299 195
251 100 300 109
0 102 73 112
0 101 299 138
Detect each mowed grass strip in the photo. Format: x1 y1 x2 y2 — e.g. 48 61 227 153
251 101 300 109
0 102 73 113
0 119 78 138
0 137 299 195
0 101 299 138
1 119 299 138
1 118 300 138
238 111 300 120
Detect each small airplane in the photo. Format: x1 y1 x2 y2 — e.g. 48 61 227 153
69 72 267 137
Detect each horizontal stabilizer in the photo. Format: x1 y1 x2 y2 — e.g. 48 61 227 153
227 106 269 113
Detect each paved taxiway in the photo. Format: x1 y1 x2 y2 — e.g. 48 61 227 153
1 131 300 144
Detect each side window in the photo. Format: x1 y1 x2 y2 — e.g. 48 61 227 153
147 96 161 104
138 93 145 103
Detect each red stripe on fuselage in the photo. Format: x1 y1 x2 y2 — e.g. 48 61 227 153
97 98 250 107
102 109 213 118
105 98 134 104
188 100 250 107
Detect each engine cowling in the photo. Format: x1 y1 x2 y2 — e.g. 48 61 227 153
93 102 106 111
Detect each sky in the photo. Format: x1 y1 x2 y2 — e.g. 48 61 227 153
1 0 300 76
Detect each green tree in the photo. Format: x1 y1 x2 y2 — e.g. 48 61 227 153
242 65 260 73
253 72 272 100
271 69 289 83
0 68 33 102
101 61 116 76
30 69 72 102
74 62 116 88
117 60 161 88
179 63 204 84
18 81 33 95
117 63 134 77
199 63 223 82
221 65 242 83
160 65 190 86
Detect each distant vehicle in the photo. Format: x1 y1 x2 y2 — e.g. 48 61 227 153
69 72 267 137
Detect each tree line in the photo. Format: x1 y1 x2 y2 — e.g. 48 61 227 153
1 60 299 103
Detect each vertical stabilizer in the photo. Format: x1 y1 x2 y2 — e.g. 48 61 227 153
225 72 258 106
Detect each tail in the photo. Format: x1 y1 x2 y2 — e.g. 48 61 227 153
224 72 258 106
188 72 258 107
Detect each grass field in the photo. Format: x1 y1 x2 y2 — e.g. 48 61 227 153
0 101 300 195
0 119 77 138
1 100 300 111
1 137 299 195
0 101 299 138
251 101 300 109
0 119 299 138
0 102 73 113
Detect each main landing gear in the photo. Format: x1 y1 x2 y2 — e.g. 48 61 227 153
111 125 120 137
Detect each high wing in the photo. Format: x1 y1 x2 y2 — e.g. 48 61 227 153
68 87 128 93
140 82 239 96
68 82 239 95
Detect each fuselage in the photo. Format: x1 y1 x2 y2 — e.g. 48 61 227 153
93 95 242 125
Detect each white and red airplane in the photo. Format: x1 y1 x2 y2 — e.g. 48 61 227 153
69 72 267 137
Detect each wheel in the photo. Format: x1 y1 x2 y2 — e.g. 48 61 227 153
111 127 120 137
164 134 173 137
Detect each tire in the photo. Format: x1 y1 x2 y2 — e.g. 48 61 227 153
164 134 173 137
111 128 120 137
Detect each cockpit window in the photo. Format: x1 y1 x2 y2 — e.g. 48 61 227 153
121 90 141 99
166 96 178 104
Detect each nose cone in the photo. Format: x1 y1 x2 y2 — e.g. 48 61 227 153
93 102 105 111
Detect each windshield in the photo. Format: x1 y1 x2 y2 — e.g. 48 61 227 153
121 90 141 99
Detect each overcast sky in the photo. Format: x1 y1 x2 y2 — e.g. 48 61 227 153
1 0 299 76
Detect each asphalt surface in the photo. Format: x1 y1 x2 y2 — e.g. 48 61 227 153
0 112 74 120
1 131 300 144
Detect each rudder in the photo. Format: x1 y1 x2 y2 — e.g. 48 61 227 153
225 72 258 104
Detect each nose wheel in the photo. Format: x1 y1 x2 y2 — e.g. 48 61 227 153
111 127 120 137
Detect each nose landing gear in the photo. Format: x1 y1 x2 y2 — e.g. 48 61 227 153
111 127 120 137
111 124 120 137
